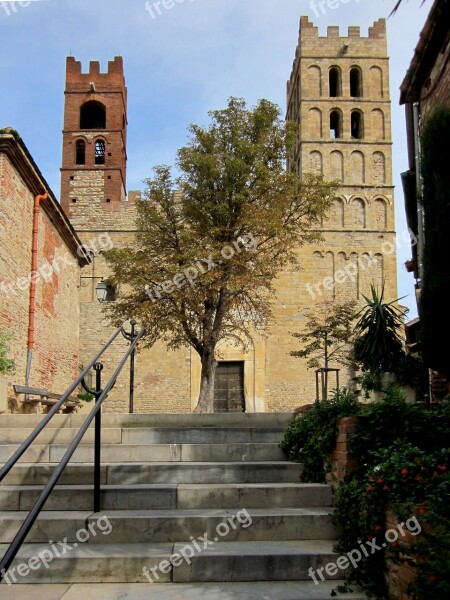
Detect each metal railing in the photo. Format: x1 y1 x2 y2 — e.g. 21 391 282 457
0 321 145 583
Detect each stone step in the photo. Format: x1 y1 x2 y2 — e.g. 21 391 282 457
0 413 294 429
1 461 302 485
0 581 368 599
0 443 284 464
0 508 336 544
0 483 332 511
0 541 342 584
0 426 284 445
121 427 284 444
0 428 122 445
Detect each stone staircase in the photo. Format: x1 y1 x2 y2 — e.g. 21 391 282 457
0 413 367 599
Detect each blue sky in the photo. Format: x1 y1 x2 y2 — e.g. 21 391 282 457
0 0 431 316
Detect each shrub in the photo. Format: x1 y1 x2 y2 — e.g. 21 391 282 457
280 388 359 483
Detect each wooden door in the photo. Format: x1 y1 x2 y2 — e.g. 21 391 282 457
213 362 245 413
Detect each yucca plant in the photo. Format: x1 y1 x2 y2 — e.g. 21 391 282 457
354 284 406 375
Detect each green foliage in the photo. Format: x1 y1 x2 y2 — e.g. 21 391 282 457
0 333 14 376
280 388 359 483
291 300 357 369
420 104 450 377
332 395 450 598
77 392 95 403
354 284 407 375
282 384 450 597
104 97 337 411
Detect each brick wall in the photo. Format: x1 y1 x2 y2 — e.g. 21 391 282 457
0 142 84 411
327 416 359 488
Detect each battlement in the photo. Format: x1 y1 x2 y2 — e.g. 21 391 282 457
65 56 126 89
298 16 386 41
288 17 388 91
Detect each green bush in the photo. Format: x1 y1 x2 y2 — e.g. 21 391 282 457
281 390 450 598
280 388 359 483
333 395 450 599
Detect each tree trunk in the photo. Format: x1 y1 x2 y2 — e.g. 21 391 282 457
194 348 217 413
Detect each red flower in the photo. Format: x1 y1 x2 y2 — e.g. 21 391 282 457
418 507 427 515
429 575 437 584
401 468 409 476
438 465 447 472
377 477 383 484
367 485 374 491
383 485 389 491
374 525 382 531
391 541 399 548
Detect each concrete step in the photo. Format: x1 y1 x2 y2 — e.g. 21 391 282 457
0 443 284 464
0 581 368 599
0 541 342 584
1 461 303 485
0 413 294 429
0 483 331 511
0 508 336 544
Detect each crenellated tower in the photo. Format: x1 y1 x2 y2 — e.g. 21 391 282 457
60 56 128 222
264 18 399 409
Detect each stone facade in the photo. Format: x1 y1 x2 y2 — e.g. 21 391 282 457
61 18 397 413
266 18 397 410
0 131 89 413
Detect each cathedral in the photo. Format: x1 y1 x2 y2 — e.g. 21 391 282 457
0 17 397 414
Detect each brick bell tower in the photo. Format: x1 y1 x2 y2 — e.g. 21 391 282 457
60 56 127 224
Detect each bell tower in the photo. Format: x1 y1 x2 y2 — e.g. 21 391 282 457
60 56 127 226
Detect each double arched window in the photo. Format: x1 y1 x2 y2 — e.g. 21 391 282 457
95 140 106 165
329 67 342 97
75 139 85 165
350 67 363 98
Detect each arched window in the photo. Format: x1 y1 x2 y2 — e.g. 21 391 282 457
75 140 85 165
329 67 342 98
351 110 364 139
80 101 106 129
350 67 363 97
330 110 343 139
95 140 106 165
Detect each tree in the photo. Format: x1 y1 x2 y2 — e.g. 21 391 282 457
291 300 357 400
104 98 337 412
420 105 450 378
0 333 14 376
353 284 406 375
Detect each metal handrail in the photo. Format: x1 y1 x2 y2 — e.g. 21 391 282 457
0 326 123 483
0 323 145 582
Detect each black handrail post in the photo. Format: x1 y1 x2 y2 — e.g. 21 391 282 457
129 319 136 414
93 362 103 513
0 325 145 584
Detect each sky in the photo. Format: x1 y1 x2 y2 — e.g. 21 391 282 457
0 0 432 317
